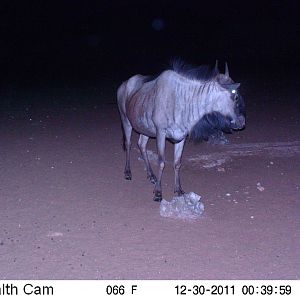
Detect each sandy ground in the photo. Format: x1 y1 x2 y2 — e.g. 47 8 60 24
0 78 299 279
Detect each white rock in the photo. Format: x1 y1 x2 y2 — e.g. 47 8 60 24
160 192 204 220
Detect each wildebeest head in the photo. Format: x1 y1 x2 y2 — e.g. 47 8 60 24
213 61 245 130
190 63 245 142
219 82 245 130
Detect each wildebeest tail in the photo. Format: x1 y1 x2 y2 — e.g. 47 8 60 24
121 124 126 151
117 83 128 152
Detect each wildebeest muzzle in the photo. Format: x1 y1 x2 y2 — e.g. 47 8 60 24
231 115 245 130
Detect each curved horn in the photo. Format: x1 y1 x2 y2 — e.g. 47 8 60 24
214 60 219 73
225 62 229 77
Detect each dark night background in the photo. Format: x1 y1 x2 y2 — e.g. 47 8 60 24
0 0 299 106
1 1 300 280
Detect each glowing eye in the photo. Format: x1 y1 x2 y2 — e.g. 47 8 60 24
232 89 236 94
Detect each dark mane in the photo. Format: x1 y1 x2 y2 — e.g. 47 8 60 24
171 59 218 81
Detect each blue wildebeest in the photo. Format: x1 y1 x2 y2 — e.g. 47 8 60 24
117 62 245 201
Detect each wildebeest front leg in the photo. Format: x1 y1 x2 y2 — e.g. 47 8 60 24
153 131 166 202
174 139 185 196
138 134 157 184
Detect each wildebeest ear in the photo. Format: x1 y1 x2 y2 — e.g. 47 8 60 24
221 83 240 92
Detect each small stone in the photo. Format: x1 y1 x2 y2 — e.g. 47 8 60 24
256 182 265 192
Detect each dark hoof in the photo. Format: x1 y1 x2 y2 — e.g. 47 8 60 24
124 171 132 180
175 189 185 196
147 174 157 184
153 191 162 202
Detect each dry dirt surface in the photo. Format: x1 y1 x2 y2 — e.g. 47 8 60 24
0 79 299 279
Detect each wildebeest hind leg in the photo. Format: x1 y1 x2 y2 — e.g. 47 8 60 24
122 118 133 180
153 131 166 202
138 134 157 184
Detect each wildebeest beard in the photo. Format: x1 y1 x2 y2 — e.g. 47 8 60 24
190 112 233 143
